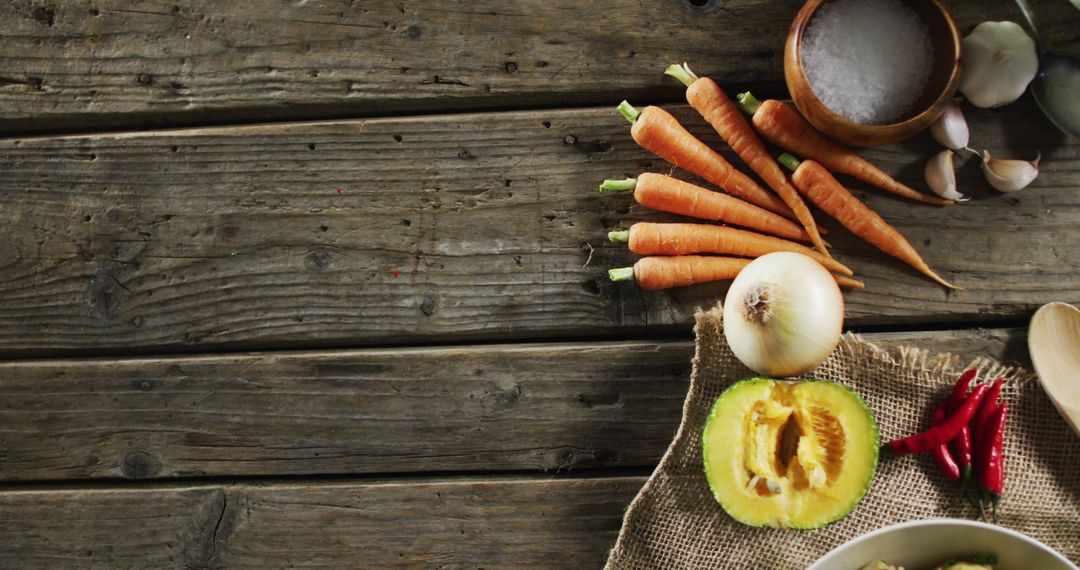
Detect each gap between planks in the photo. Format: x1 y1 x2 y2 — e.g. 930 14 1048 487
0 316 1031 364
0 328 1030 484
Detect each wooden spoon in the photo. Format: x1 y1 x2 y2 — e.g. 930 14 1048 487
1028 302 1080 439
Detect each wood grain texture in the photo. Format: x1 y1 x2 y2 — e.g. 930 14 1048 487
0 475 642 568
0 0 1076 132
1 100 1076 354
0 328 1028 482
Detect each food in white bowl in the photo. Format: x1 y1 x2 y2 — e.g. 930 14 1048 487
861 559 995 570
807 518 1078 570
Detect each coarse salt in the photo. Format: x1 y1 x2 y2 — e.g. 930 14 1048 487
801 0 934 124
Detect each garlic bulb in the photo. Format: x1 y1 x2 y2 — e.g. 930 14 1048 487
981 151 1041 193
925 150 967 201
959 21 1039 108
929 101 969 150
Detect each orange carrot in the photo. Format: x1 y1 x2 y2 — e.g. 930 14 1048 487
608 256 863 290
599 173 818 243
666 64 831 258
608 222 853 276
616 100 795 218
827 273 865 290
609 255 747 290
779 154 961 290
737 93 953 206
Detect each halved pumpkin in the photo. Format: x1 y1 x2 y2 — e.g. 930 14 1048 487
702 378 878 529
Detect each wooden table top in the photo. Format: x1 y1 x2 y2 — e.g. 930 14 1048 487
1 0 1077 567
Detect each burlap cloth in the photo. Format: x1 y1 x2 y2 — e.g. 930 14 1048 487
605 307 1080 569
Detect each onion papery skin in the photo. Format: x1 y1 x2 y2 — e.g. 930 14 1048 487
722 253 844 377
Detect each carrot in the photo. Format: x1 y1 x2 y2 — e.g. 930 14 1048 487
737 92 953 206
616 100 795 218
608 222 853 276
599 173 819 243
779 154 961 290
608 255 863 290
666 64 831 258
609 255 747 290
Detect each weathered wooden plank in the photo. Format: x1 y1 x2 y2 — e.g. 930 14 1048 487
0 0 1076 132
0 475 642 569
0 328 1027 482
1 100 1076 354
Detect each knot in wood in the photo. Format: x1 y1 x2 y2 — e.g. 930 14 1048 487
419 294 436 316
121 450 161 479
306 249 331 270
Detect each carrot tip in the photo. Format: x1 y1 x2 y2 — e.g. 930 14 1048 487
608 267 635 282
616 100 639 124
599 178 637 192
777 153 801 173
832 261 855 277
663 63 698 87
834 275 866 289
608 230 630 243
926 269 963 290
736 92 762 115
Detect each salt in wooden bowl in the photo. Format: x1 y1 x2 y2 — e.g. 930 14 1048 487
784 0 962 147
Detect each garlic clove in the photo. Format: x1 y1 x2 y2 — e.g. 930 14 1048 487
981 150 1041 193
929 101 969 150
925 150 968 201
959 21 1039 108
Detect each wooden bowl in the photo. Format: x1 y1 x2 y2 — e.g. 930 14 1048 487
784 0 962 147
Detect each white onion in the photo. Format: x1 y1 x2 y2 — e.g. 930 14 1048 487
722 252 844 377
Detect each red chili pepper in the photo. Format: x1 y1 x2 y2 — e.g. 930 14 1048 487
942 370 976 483
946 369 977 408
972 402 998 483
952 424 974 485
930 399 961 479
973 378 1004 435
990 403 1008 497
888 383 989 455
971 378 1004 469
976 402 1008 523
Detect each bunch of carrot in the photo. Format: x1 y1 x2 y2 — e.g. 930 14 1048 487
887 369 1009 522
603 62 961 291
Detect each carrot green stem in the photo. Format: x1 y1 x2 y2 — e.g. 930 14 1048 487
778 153 801 173
608 230 630 243
617 100 640 124
663 63 699 87
737 91 762 116
599 178 638 192
608 267 635 282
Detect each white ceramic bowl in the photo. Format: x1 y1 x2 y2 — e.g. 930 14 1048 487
808 518 1078 570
